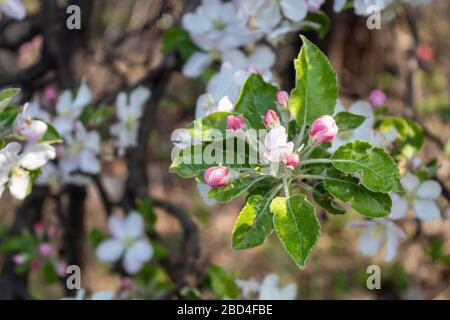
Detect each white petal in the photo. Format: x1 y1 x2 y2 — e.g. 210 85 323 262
115 92 129 120
222 49 248 71
85 131 100 153
254 1 281 30
281 0 307 22
389 193 408 220
19 119 47 141
18 143 55 170
277 283 297 300
129 86 150 111
55 91 73 115
80 150 100 174
1 0 26 20
413 199 441 221
182 52 212 78
182 12 212 34
96 239 124 262
123 240 153 274
124 212 145 239
416 180 441 200
73 79 91 110
8 168 30 200
197 182 217 207
108 215 126 239
384 222 406 262
334 0 347 12
359 223 385 257
401 173 420 193
249 45 275 71
217 96 234 112
52 117 73 136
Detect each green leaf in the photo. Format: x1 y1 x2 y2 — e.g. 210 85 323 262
334 111 366 131
0 234 35 253
170 140 251 178
313 183 346 215
232 190 278 250
0 105 20 128
323 169 392 218
303 11 330 38
205 264 239 299
0 88 20 112
42 261 59 283
40 123 62 143
187 111 230 141
331 140 402 193
208 176 258 203
271 194 321 269
90 228 107 248
288 35 338 127
234 74 278 129
162 27 198 61
378 116 424 156
137 197 156 233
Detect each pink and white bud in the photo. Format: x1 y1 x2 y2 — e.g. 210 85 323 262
369 89 387 108
57 262 68 277
264 109 279 127
310 115 338 144
283 153 300 167
42 85 58 104
33 222 45 236
38 243 53 257
204 166 229 188
276 91 289 106
14 104 48 141
249 64 262 75
226 115 245 132
13 254 27 265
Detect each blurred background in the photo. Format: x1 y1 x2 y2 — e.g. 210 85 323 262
0 0 449 300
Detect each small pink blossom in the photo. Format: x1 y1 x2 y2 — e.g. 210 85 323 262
33 222 45 235
283 153 300 167
416 43 433 63
276 91 289 106
13 254 27 265
204 166 229 188
310 115 338 144
31 259 41 269
38 243 53 257
226 115 245 132
369 89 387 108
57 262 68 277
264 109 279 127
47 225 59 238
42 85 58 105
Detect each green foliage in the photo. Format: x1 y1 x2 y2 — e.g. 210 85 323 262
205 264 239 299
0 88 20 112
331 141 402 193
303 11 330 38
289 35 338 127
324 169 392 218
0 105 20 128
313 183 346 215
271 194 321 269
335 112 366 131
234 74 278 129
162 27 198 60
90 228 108 248
208 176 259 203
40 123 62 144
137 197 157 233
378 116 424 156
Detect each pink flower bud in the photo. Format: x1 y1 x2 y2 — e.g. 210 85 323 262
369 89 387 108
42 85 58 104
264 109 279 127
38 243 53 257
31 259 41 269
276 91 289 106
47 225 59 238
226 115 245 132
310 115 338 144
13 254 27 265
416 43 433 63
283 153 300 167
204 166 229 188
57 262 68 277
33 222 45 235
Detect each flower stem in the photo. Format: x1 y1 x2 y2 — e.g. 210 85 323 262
282 176 290 197
300 158 333 165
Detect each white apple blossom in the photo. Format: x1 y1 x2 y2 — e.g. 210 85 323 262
235 278 261 298
59 122 101 176
110 86 151 156
0 142 55 200
96 212 153 274
53 80 91 136
0 0 25 20
389 173 442 221
195 62 247 119
239 0 308 31
258 274 297 300
353 0 394 16
349 219 406 262
22 96 51 123
13 103 48 141
182 0 257 77
263 125 294 163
